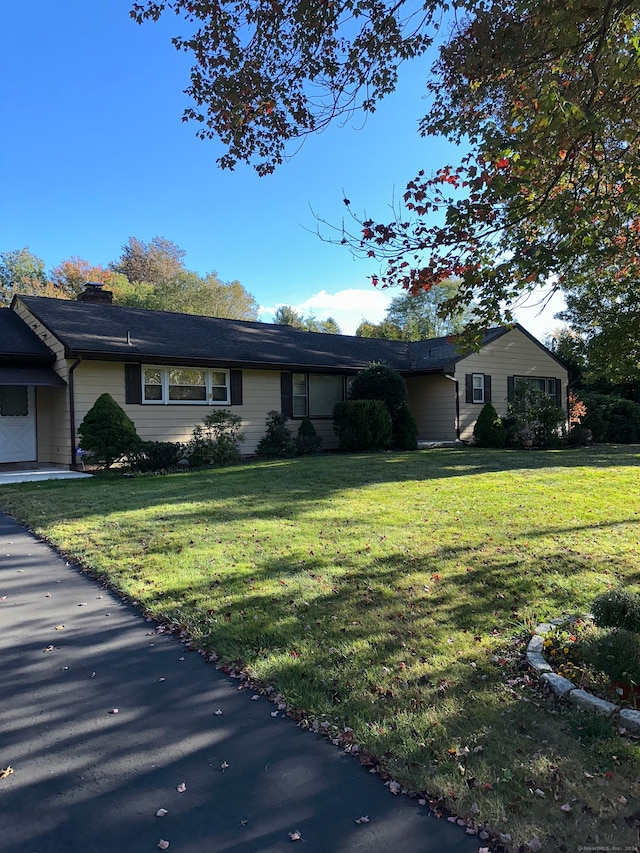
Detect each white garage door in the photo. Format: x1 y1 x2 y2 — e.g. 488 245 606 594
0 386 36 463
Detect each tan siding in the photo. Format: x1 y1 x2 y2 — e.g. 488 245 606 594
72 363 287 456
406 375 458 441
456 328 569 440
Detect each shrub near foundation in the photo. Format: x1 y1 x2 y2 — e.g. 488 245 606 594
78 393 141 468
333 399 392 451
473 402 506 447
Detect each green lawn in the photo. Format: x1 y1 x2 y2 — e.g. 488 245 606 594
2 446 639 848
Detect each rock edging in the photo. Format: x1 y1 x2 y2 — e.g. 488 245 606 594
526 617 640 734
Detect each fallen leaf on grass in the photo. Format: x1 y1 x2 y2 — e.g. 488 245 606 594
288 830 302 841
560 802 572 813
355 815 370 824
619 795 628 805
157 840 170 850
526 837 542 852
1 766 14 780
156 809 168 817
176 782 186 793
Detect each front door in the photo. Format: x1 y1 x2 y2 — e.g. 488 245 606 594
0 386 36 463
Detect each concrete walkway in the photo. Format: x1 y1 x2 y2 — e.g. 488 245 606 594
0 467 91 485
0 512 479 853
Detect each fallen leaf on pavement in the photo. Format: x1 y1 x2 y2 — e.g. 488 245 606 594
108 708 119 715
288 830 302 841
1 766 14 780
156 809 168 817
54 625 65 630
214 709 223 716
42 645 54 653
221 761 229 770
355 815 370 824
157 840 170 850
176 782 186 793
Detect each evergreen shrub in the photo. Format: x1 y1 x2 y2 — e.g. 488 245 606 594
393 402 418 450
256 411 296 457
333 400 393 451
296 417 322 455
78 393 140 468
473 402 506 447
127 441 186 473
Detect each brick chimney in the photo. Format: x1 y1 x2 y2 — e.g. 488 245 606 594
77 282 113 305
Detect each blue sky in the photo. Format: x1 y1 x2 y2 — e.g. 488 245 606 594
1 0 564 336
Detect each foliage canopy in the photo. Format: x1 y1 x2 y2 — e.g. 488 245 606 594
132 0 640 336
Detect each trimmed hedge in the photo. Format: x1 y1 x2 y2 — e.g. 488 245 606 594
333 400 393 452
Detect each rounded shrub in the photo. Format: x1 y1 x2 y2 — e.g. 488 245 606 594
333 400 393 451
127 441 186 473
591 589 640 633
78 393 140 468
584 628 640 686
349 364 407 415
473 402 506 447
296 417 322 455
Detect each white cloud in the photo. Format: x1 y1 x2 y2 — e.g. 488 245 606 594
259 287 394 335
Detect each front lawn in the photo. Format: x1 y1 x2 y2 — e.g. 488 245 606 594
2 446 639 849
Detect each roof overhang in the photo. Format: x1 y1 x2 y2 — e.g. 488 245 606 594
0 365 66 387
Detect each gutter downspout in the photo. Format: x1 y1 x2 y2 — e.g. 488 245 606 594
444 373 460 440
68 358 81 468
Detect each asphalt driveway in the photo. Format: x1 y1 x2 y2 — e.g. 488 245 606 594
0 511 480 853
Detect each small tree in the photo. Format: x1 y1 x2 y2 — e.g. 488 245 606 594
296 417 322 455
256 410 296 457
473 402 506 447
78 393 140 468
188 409 244 465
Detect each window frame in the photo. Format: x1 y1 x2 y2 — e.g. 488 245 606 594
513 376 557 400
472 373 485 404
289 372 346 419
142 365 231 406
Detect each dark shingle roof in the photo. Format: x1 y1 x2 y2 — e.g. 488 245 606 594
407 327 509 372
13 296 513 374
0 308 56 363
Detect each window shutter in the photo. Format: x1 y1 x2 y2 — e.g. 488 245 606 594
507 376 514 402
125 363 142 405
555 379 562 409
280 372 293 417
465 374 473 403
485 374 492 402
230 369 243 405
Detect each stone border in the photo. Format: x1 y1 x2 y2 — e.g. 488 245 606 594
526 617 640 734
